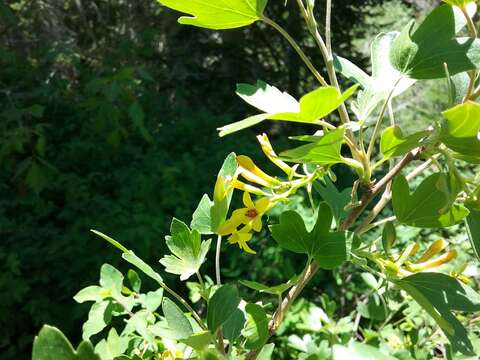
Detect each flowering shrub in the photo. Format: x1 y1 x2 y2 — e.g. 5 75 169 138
33 0 480 359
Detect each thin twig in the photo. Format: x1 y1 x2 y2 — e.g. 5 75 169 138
262 16 329 87
215 235 222 286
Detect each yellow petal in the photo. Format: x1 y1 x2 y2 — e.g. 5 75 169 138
252 216 263 232
217 218 240 236
237 155 280 186
232 208 249 223
255 197 270 213
243 191 255 208
239 239 257 254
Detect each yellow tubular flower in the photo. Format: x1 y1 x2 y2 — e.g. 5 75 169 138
416 239 448 263
237 155 280 187
218 192 270 235
407 250 458 272
257 133 293 176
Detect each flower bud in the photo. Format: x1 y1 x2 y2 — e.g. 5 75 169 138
257 133 294 176
395 243 420 266
237 155 280 187
416 239 448 263
382 221 397 255
407 250 457 272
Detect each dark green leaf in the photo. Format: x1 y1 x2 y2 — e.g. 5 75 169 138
392 173 469 228
207 285 241 332
270 203 353 269
466 205 480 261
313 178 352 223
395 273 480 355
390 4 479 79
222 309 246 342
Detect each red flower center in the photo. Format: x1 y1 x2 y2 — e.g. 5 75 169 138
246 209 258 218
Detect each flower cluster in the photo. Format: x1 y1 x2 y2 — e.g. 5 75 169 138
215 134 294 254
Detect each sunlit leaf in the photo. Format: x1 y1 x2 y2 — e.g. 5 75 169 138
159 0 268 30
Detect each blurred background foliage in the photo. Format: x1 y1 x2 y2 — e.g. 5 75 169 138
0 0 447 358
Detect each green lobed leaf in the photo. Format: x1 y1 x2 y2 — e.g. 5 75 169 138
441 101 480 158
395 272 480 355
392 173 469 228
243 304 269 350
347 32 416 120
218 84 357 136
162 297 194 340
33 325 100 360
207 285 241 332
160 218 211 281
74 286 104 304
236 80 299 114
82 301 113 341
158 0 268 30
270 203 354 269
390 4 480 79
313 177 352 223
270 85 358 123
279 127 346 166
380 126 430 161
94 328 128 360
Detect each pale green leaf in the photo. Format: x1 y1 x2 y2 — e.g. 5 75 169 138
236 80 299 114
160 219 211 281
333 341 396 360
441 101 480 157
279 128 346 165
162 298 194 340
33 325 100 360
380 126 430 161
74 286 104 304
191 194 214 234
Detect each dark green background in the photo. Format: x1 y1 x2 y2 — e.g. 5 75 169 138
0 1 432 358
